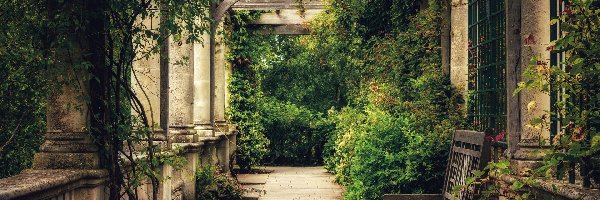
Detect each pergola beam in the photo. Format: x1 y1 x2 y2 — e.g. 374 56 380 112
253 24 310 35
231 0 325 10
250 9 321 25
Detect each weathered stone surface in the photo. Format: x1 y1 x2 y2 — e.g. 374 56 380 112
33 132 101 170
214 24 227 125
239 166 344 200
449 0 468 98
498 174 600 200
0 169 107 200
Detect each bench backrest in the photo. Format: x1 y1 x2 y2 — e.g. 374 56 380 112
441 130 490 200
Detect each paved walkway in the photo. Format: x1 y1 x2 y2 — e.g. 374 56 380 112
238 166 344 200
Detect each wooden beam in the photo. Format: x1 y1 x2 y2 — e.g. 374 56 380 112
250 9 322 25
253 24 310 35
232 0 325 10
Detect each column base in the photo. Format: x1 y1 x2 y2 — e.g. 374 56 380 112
511 141 550 176
194 123 214 137
169 124 197 143
32 131 101 169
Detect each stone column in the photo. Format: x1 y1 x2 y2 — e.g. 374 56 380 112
169 34 197 143
505 0 522 157
194 25 218 169
512 0 552 175
193 32 215 137
33 74 100 169
131 7 166 144
450 0 469 100
213 23 231 172
32 1 101 169
214 23 228 131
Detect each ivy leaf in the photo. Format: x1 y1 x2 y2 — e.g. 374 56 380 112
511 181 525 190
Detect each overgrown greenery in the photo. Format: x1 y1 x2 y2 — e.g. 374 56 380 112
227 0 464 199
226 10 271 170
0 0 48 178
196 165 244 200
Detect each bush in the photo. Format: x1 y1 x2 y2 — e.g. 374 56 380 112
228 69 270 170
196 165 244 200
0 0 48 178
259 97 334 165
348 108 452 199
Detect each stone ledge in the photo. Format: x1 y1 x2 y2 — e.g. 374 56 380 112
497 174 600 200
198 136 220 143
0 169 107 200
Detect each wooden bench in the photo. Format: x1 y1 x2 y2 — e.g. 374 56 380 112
383 130 491 200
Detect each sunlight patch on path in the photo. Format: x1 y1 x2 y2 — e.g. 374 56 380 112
238 166 344 200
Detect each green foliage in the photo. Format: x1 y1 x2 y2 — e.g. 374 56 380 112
259 97 334 165
226 2 464 199
345 108 451 199
228 68 270 169
0 0 49 178
225 11 271 170
315 1 464 199
196 165 244 200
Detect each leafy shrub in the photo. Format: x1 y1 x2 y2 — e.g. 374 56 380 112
259 97 334 165
228 69 270 170
0 0 48 178
345 107 452 199
319 1 464 199
323 107 367 185
196 165 244 200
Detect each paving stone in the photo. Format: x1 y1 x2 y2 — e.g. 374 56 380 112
239 166 344 200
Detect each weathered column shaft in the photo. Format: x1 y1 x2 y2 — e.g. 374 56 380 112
169 36 194 126
512 0 552 175
169 32 198 144
214 22 227 129
519 0 551 145
132 11 161 129
193 32 214 137
450 0 469 99
506 0 522 157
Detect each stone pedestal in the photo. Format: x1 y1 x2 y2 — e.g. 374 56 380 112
216 132 230 173
200 138 219 166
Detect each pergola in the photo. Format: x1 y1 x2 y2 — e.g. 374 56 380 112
231 0 326 35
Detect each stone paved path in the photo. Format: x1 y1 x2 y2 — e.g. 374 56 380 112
238 166 344 200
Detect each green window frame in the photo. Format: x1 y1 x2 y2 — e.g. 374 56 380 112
467 0 507 135
550 0 565 139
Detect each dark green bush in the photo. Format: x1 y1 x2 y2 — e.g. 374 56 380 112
228 68 270 170
0 0 48 178
259 97 334 165
196 165 244 200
